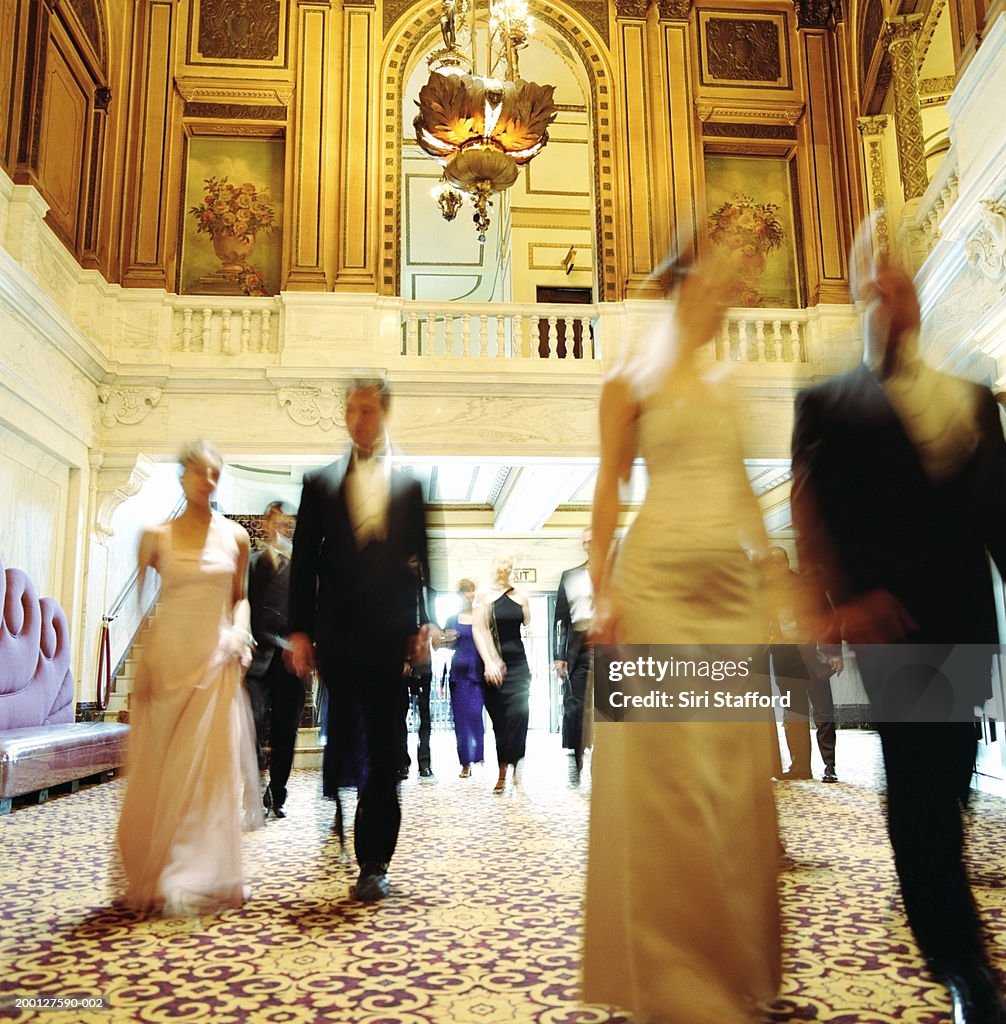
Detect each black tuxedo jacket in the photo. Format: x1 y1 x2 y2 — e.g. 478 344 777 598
288 451 431 663
792 361 1006 654
247 547 291 679
553 562 589 663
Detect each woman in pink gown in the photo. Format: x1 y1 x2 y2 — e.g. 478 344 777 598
117 440 263 914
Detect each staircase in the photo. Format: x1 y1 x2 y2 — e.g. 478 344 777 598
103 615 324 768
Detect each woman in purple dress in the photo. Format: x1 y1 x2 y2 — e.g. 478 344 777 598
442 579 485 777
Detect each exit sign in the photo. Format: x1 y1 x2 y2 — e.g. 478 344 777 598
512 568 537 583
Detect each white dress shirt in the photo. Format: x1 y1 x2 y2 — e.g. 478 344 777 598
346 447 390 547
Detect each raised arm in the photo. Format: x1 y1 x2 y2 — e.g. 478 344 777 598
589 372 639 642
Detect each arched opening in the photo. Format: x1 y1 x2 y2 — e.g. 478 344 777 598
381 2 618 302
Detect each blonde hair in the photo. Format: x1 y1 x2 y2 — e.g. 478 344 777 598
177 439 223 472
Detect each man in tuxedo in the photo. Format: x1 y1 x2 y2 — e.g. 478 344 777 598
247 500 304 818
287 377 433 902
553 528 593 782
764 546 838 783
791 221 1006 1024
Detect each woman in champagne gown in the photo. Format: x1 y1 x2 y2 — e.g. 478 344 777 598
583 253 781 1023
117 440 263 914
475 553 531 794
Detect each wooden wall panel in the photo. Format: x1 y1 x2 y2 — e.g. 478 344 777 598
0 0 22 171
36 39 88 241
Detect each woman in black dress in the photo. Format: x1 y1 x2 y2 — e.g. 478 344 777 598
475 552 531 794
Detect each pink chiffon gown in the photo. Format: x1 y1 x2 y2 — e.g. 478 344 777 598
117 514 263 913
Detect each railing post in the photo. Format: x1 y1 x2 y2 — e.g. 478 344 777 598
495 315 506 358
180 308 193 352
479 315 488 357
202 308 213 353
262 309 273 353
462 314 472 357
772 320 783 361
513 314 525 358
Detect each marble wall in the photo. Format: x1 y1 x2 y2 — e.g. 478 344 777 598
0 424 67 596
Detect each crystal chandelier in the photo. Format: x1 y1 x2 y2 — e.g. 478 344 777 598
414 0 557 242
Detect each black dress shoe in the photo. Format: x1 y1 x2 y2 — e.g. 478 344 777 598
272 805 286 819
945 969 1006 1024
418 767 435 781
822 767 839 783
353 863 390 902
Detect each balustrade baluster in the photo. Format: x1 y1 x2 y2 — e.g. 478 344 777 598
772 320 783 361
202 309 213 353
462 315 473 357
580 317 592 358
444 313 456 356
180 308 193 352
788 321 801 362
716 321 729 361
479 315 489 357
262 309 273 352
222 310 235 355
495 316 506 358
548 316 559 359
737 320 749 361
513 314 525 358
241 309 252 353
425 312 436 357
755 321 766 362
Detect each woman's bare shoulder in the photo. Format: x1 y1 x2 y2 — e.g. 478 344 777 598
226 517 251 546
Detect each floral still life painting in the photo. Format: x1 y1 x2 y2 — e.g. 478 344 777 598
708 193 784 306
179 137 284 297
189 176 277 295
704 155 801 308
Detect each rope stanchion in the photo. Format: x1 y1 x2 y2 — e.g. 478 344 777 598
95 616 113 711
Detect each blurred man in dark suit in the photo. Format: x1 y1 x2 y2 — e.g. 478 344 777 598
792 220 1006 1024
287 377 434 902
247 500 304 818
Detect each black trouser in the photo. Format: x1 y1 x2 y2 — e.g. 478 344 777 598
403 668 432 773
561 632 591 759
321 653 405 869
247 654 306 807
877 721 987 976
772 645 836 773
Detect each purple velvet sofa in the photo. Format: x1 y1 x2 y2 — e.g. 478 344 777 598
0 555 129 813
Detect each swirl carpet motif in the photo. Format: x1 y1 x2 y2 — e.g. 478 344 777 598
0 731 1004 1023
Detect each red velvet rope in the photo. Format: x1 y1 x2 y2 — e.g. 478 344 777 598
96 617 112 711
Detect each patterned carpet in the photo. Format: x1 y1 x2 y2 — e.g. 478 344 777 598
2 730 1006 1023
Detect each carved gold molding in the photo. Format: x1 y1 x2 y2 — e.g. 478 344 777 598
855 114 888 137
96 385 162 429
657 0 691 20
884 15 928 201
695 101 804 125
277 384 346 430
856 115 890 255
174 76 296 107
